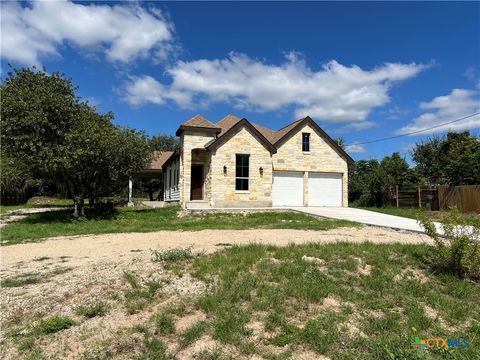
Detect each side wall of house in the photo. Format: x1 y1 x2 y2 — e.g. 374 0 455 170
272 123 349 206
180 131 216 206
164 158 180 202
210 126 273 208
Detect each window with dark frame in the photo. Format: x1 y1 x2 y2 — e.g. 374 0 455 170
235 154 250 191
302 133 310 152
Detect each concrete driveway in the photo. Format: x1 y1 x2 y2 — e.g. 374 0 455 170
290 207 444 234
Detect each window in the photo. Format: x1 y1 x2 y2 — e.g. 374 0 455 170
235 154 250 191
302 133 310 152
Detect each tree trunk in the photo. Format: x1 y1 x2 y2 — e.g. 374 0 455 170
73 194 85 218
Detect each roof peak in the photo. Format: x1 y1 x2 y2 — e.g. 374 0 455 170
181 114 218 128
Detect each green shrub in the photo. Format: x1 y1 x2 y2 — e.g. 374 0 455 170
34 316 75 334
151 247 193 262
76 302 109 318
420 207 480 280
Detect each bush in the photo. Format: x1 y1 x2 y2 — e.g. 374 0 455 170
151 247 193 262
419 208 480 280
34 316 75 334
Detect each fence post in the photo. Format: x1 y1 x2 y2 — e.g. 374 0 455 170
396 185 399 208
418 186 421 208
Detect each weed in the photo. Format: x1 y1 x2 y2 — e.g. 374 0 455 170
34 316 75 334
123 271 140 289
179 321 207 348
420 207 480 280
123 272 162 314
155 314 175 335
76 302 109 318
151 247 193 262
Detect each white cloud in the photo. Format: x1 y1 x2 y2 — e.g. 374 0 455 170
345 143 366 153
382 105 410 120
0 1 175 65
396 89 480 135
464 67 480 89
337 121 377 133
123 52 426 123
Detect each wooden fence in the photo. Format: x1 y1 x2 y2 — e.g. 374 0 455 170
393 185 480 213
437 185 480 213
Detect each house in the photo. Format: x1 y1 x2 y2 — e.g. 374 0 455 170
156 114 353 209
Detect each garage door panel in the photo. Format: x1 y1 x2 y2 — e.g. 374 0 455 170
272 172 303 206
308 173 342 206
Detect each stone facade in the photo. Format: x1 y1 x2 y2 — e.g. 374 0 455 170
179 131 216 204
272 123 349 206
210 127 273 207
176 120 349 208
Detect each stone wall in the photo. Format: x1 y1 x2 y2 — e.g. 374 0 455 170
180 131 216 205
272 123 349 206
210 126 273 207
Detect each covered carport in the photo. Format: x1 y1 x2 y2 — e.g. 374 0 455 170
127 151 174 205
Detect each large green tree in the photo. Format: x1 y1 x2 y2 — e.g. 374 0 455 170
1 67 151 216
412 131 480 185
349 152 420 207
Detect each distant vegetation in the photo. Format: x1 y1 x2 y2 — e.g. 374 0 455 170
349 131 480 207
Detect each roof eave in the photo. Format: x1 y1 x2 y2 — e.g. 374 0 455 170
175 125 221 136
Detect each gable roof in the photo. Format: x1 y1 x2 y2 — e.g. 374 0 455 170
206 118 277 154
175 114 353 164
175 114 221 136
273 116 354 164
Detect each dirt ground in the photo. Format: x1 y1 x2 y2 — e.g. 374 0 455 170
0 227 432 359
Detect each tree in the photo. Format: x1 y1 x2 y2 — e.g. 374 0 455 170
411 131 480 185
149 134 179 151
335 137 346 150
1 67 151 217
349 153 420 207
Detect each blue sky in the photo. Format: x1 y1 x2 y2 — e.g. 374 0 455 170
1 1 479 161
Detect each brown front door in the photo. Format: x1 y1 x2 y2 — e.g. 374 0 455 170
190 164 203 200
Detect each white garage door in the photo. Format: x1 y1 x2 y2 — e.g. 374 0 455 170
308 173 342 206
272 172 304 206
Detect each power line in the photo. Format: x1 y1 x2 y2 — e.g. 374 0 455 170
346 112 480 146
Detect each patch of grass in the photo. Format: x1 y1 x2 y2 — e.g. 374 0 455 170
179 321 207 348
137 337 173 360
1 267 72 288
0 196 71 215
17 336 36 351
123 272 162 314
0 273 41 288
33 256 51 262
1 206 359 245
189 242 480 359
357 205 480 226
155 314 175 335
76 302 109 318
151 247 193 262
34 316 75 335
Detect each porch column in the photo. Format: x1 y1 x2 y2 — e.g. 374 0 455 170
128 178 134 206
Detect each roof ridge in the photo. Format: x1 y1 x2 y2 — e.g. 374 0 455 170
276 117 305 131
